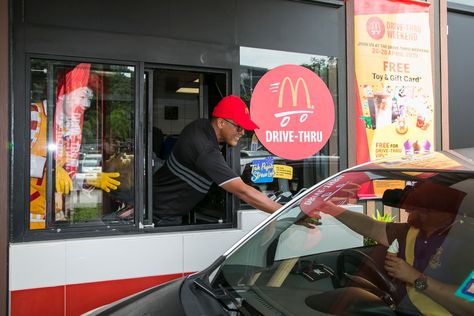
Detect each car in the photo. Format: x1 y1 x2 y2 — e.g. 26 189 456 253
86 148 474 316
80 153 103 173
75 153 103 182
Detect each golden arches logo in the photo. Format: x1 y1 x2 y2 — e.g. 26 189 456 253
369 22 382 36
278 77 313 109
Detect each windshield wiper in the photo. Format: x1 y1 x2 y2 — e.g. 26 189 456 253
192 255 252 315
193 256 252 316
193 278 252 316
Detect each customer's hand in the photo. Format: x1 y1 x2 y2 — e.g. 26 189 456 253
384 253 420 285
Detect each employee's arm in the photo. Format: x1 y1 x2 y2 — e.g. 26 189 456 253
221 178 282 214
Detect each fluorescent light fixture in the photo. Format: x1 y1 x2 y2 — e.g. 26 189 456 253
176 87 199 94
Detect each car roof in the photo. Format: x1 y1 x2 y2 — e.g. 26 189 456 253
350 148 474 173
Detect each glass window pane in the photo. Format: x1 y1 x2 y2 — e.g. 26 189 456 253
239 47 340 206
29 59 135 229
150 68 230 226
449 0 474 6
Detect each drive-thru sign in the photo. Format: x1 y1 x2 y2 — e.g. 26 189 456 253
250 64 335 160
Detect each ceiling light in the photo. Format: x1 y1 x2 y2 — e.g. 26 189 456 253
176 87 199 94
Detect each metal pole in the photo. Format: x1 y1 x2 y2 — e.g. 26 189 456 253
0 0 10 313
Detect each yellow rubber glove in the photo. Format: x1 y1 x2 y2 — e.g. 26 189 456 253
55 165 73 195
86 172 121 193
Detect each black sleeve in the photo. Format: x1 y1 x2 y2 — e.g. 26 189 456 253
195 147 239 186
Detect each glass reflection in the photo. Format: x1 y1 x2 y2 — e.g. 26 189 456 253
29 59 135 229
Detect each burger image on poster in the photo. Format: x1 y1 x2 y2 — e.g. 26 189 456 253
250 64 335 161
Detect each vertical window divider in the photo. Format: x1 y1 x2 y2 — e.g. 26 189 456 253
145 67 154 227
136 62 146 228
45 63 55 228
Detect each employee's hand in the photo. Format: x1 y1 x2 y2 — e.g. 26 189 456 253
86 172 121 193
384 253 420 285
55 165 73 195
301 198 346 219
295 215 321 229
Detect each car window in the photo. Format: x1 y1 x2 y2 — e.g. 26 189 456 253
214 170 474 315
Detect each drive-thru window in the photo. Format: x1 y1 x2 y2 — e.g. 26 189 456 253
25 52 342 233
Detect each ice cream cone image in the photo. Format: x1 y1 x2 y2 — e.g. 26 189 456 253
387 238 399 256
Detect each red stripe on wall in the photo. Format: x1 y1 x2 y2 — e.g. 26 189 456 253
11 285 64 316
11 273 187 316
66 273 183 316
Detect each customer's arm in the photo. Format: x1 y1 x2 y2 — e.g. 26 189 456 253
308 199 389 246
385 254 473 315
221 178 282 214
422 276 473 316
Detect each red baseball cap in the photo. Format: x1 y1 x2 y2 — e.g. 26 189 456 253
212 95 259 130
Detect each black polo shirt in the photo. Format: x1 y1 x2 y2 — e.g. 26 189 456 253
152 119 239 222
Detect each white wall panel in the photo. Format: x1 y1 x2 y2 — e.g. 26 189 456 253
238 209 269 231
66 234 183 284
10 241 66 290
183 229 245 272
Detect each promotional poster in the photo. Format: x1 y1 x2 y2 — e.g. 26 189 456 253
355 0 434 163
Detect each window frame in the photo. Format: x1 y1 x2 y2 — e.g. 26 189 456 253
13 55 239 242
143 63 236 232
14 54 142 242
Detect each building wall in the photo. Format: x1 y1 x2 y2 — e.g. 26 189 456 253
447 6 474 149
11 0 347 240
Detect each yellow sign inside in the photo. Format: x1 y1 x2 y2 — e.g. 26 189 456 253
274 164 293 180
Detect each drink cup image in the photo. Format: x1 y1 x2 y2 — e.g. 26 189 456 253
423 140 431 153
404 140 413 155
413 141 421 154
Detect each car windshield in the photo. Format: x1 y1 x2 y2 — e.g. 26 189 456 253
211 166 474 315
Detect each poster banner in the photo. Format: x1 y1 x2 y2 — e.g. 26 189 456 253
355 0 434 163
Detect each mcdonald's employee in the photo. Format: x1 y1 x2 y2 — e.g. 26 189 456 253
306 182 473 315
152 95 282 226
